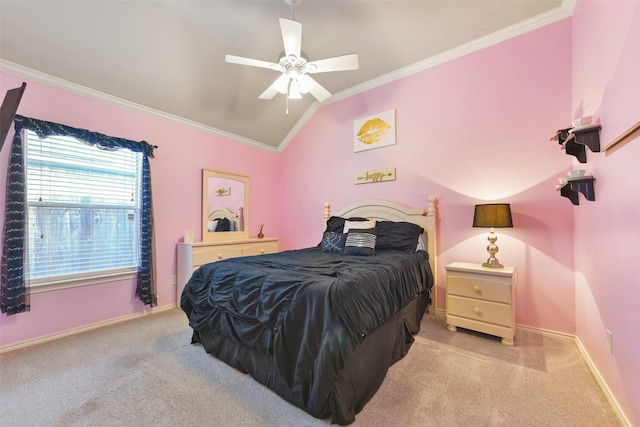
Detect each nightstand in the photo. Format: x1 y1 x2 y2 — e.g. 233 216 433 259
445 262 515 346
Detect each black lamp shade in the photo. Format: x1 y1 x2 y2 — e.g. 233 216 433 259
473 204 513 228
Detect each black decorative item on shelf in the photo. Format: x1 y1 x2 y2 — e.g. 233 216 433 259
560 177 596 205
555 124 602 163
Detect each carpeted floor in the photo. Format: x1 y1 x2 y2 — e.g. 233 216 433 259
0 308 622 426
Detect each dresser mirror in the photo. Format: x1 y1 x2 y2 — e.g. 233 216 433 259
202 168 249 242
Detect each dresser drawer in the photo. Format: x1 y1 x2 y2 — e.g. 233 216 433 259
242 241 279 256
192 246 243 266
447 273 511 304
447 295 512 327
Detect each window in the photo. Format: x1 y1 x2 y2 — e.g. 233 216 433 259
2 115 155 314
25 130 142 285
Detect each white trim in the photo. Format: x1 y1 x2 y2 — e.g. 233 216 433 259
30 270 137 294
0 304 176 354
2 2 574 154
0 60 278 154
324 1 574 106
574 337 631 427
279 1 575 152
515 322 577 340
515 323 629 426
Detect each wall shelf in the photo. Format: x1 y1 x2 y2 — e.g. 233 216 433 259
551 123 600 204
558 176 596 205
555 124 602 163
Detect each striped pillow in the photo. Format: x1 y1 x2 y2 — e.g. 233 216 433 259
343 230 376 256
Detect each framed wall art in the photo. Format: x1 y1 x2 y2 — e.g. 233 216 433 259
353 109 396 152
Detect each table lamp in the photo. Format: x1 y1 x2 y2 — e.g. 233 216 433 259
473 203 513 268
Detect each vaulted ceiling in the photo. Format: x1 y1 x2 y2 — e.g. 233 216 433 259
0 0 567 150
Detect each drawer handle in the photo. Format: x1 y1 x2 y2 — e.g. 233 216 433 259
472 285 481 292
473 306 481 314
217 254 223 259
261 249 265 254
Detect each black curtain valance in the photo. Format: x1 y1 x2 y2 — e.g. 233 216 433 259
13 115 156 157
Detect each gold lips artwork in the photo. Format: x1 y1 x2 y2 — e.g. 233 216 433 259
357 118 392 145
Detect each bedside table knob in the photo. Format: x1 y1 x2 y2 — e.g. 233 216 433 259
218 254 223 259
473 306 481 314
472 285 481 292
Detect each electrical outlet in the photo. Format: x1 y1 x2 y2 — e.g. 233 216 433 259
170 275 177 285
606 329 613 355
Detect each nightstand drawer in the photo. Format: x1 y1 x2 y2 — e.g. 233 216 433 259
447 295 512 327
447 273 511 304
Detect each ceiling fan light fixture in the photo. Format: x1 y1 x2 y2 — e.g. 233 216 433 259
224 7 359 107
274 74 290 94
288 80 302 99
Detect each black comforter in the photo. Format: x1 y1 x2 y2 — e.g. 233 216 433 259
181 247 433 423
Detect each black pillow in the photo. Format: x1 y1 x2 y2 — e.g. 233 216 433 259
374 221 423 252
215 217 231 232
343 230 376 256
324 216 369 233
320 232 347 254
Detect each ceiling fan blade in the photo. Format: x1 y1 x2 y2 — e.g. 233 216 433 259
307 53 359 74
307 77 332 102
259 74 290 99
279 18 302 58
225 54 281 71
259 82 280 100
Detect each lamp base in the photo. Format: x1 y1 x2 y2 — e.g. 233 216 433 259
483 230 504 268
482 260 504 268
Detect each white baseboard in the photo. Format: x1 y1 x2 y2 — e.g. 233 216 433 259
0 304 177 354
2 305 632 425
515 323 630 427
434 314 630 426
573 337 631 427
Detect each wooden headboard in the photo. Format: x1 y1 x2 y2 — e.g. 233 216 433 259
323 198 438 311
207 206 243 232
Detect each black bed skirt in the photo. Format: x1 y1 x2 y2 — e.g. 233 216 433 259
191 291 429 425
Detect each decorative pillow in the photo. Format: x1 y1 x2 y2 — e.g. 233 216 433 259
207 219 219 232
343 230 377 256
320 232 347 254
375 221 424 252
324 216 369 233
343 219 377 233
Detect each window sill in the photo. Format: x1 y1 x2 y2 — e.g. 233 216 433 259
30 270 137 294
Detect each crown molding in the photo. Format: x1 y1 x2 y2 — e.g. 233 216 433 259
0 60 278 153
278 0 577 152
2 0 575 155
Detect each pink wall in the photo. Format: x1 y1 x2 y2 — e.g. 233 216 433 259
572 0 640 423
0 73 279 347
1 3 636 422
278 19 577 334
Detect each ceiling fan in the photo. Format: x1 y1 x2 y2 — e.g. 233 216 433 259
225 13 359 106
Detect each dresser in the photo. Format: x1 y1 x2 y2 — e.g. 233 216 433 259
445 262 515 346
176 238 279 303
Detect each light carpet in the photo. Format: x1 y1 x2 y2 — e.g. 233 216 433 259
0 309 621 426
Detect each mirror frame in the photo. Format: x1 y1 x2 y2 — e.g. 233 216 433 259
202 168 249 242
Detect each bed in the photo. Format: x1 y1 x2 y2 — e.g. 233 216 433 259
207 205 244 232
180 199 438 425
